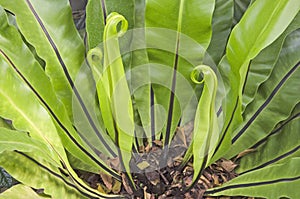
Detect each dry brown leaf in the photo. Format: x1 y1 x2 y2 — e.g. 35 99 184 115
199 176 211 189
234 148 257 162
122 173 133 194
153 140 162 146
145 144 151 153
183 122 194 141
176 127 187 147
100 172 113 191
139 145 146 153
220 174 228 183
218 158 237 172
212 174 220 186
109 157 120 170
144 187 152 199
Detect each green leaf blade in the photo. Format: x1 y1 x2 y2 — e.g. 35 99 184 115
145 0 215 148
237 103 300 174
214 0 300 160
0 7 119 179
204 0 233 65
0 184 50 199
0 128 59 166
206 158 300 199
242 12 300 111
0 0 85 117
0 152 90 199
227 0 300 96
191 65 219 184
225 29 300 158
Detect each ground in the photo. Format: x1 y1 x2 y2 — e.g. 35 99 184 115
77 122 258 199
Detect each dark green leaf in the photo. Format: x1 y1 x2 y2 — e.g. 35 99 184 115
225 29 300 158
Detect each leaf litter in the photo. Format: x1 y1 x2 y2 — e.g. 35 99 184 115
77 122 259 199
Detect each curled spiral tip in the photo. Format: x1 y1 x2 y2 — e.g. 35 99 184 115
190 65 217 85
105 12 128 38
87 47 103 66
191 65 206 84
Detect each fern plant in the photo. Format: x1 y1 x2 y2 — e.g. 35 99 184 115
0 0 299 198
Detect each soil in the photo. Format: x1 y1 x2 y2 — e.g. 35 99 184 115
77 122 257 199
78 156 245 199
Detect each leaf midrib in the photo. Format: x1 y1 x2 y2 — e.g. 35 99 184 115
164 0 185 146
0 89 55 148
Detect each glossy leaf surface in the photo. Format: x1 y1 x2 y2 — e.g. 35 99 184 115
190 65 219 184
0 184 50 199
0 0 85 117
145 0 215 147
213 0 300 160
225 29 300 158
206 158 300 198
0 6 118 178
